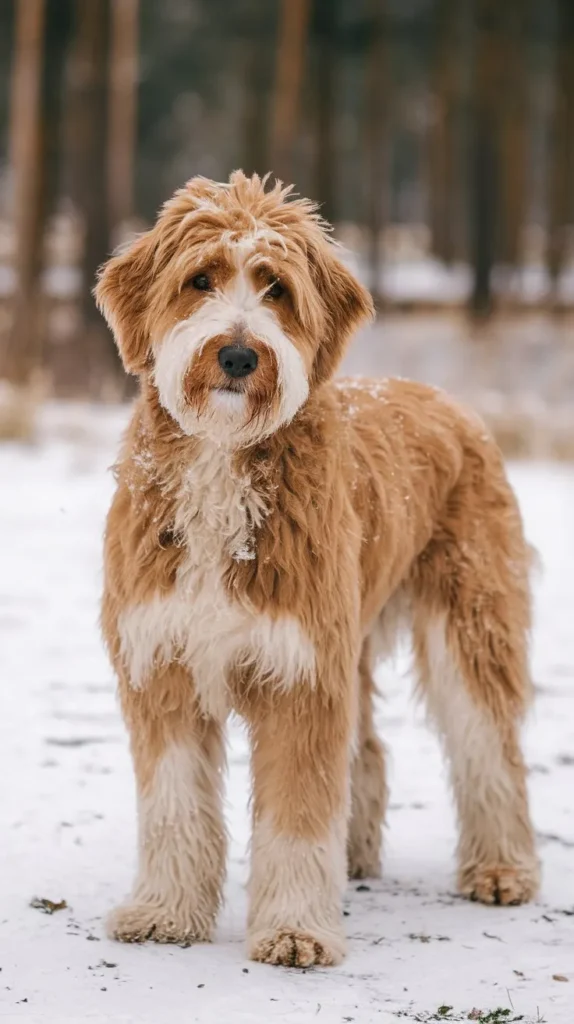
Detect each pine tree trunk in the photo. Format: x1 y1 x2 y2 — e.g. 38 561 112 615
2 0 47 385
363 0 388 303
107 0 139 242
271 0 311 184
240 0 270 177
547 0 574 294
469 0 502 317
428 0 457 265
313 0 336 223
498 0 527 271
62 0 117 394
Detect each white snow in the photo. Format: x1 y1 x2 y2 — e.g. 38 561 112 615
1 405 573 1024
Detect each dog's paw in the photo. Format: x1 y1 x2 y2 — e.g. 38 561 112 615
459 862 540 906
249 927 345 968
347 845 382 881
107 901 213 945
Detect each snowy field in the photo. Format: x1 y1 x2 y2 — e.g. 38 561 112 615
1 404 573 1024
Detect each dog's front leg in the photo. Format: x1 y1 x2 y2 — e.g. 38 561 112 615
245 676 354 967
107 664 227 944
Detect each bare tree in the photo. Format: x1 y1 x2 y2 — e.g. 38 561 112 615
313 0 337 224
107 0 139 241
2 0 47 385
62 0 117 394
469 0 503 317
428 0 457 265
363 0 388 303
239 0 271 176
498 0 528 271
547 0 574 295
270 0 311 184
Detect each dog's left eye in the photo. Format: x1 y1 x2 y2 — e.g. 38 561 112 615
190 273 212 291
266 279 284 300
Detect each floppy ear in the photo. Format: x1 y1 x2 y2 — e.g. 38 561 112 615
94 231 157 375
309 243 375 385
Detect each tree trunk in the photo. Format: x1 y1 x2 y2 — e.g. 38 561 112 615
62 0 117 394
469 0 502 318
107 0 139 243
2 0 47 385
313 0 337 223
547 0 574 294
239 0 270 177
270 0 311 184
363 0 388 303
498 0 527 271
428 0 457 265
241 62 268 179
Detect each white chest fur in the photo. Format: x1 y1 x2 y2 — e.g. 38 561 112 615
117 444 315 718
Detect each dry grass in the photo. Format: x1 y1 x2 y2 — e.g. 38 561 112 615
474 392 574 460
0 375 46 443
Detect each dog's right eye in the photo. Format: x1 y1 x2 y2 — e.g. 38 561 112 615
190 273 211 291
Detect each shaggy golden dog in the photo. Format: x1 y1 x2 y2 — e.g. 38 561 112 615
95 171 539 968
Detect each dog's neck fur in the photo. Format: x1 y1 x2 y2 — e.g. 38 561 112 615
128 379 276 564
115 375 348 629
174 438 269 566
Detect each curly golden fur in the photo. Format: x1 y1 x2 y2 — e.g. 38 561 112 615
95 171 539 967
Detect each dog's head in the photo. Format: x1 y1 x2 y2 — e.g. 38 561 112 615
96 171 373 444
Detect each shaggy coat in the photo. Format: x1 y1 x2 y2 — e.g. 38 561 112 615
96 172 539 968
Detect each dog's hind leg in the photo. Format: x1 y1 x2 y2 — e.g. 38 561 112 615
411 453 539 905
347 639 387 879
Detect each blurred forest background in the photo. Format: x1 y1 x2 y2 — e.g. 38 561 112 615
0 0 573 453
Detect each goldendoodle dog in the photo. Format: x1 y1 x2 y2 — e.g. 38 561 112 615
95 171 539 967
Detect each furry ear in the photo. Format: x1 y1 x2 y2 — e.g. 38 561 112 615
94 231 157 375
309 243 375 385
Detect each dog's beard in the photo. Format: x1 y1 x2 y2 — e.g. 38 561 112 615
152 293 309 444
200 388 249 438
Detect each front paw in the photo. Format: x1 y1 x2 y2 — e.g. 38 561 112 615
459 861 540 906
249 927 346 967
107 901 214 945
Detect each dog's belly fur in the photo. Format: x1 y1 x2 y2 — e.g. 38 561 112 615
115 441 316 718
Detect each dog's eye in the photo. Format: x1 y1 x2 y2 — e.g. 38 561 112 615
266 279 284 300
190 273 212 291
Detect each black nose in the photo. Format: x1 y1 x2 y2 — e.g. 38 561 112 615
218 345 258 379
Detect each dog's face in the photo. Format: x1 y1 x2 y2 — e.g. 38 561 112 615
96 172 373 444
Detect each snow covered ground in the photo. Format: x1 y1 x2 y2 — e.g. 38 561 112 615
1 404 573 1024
